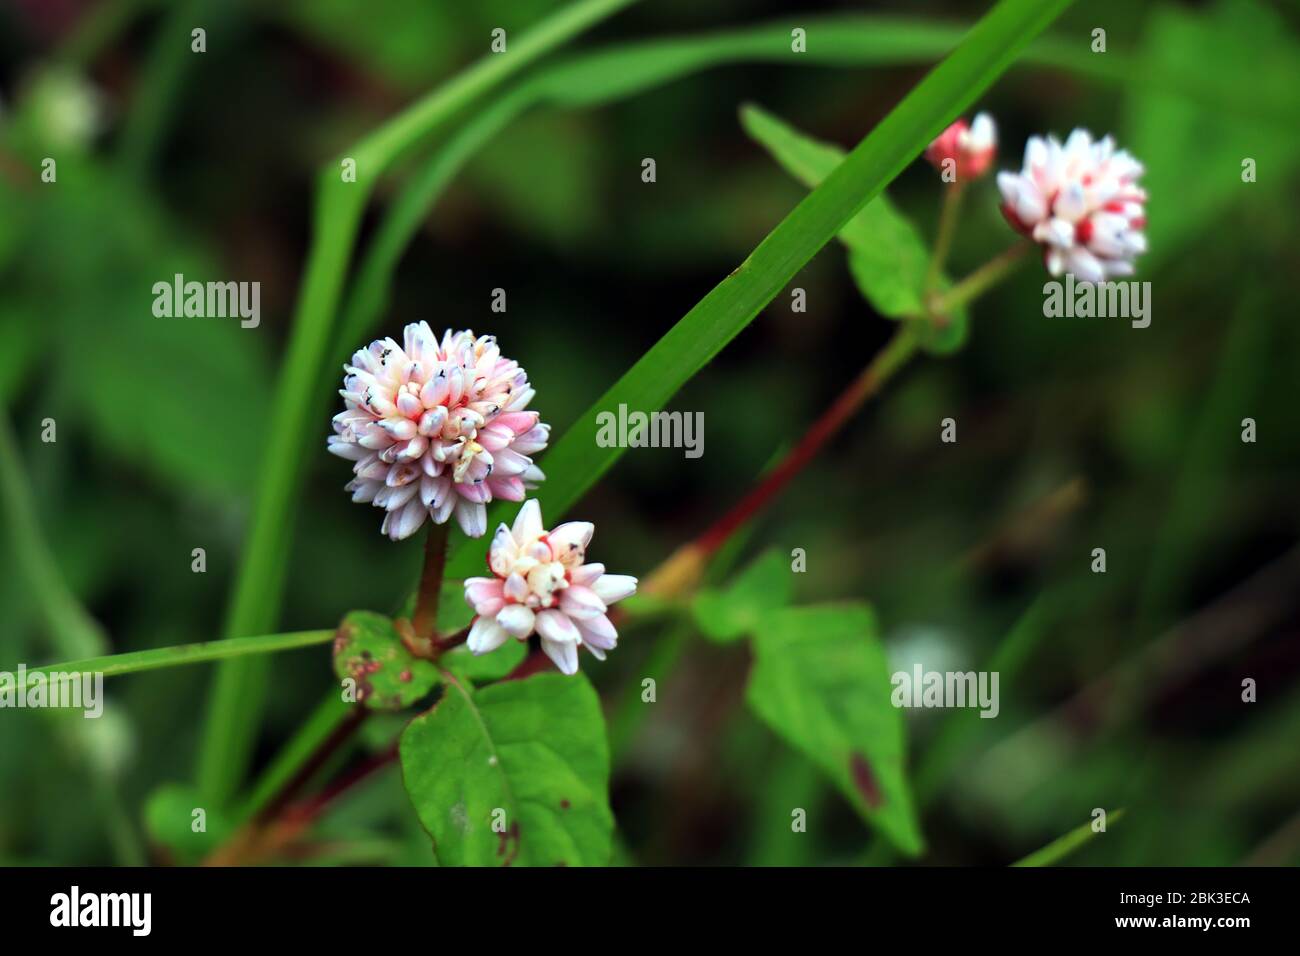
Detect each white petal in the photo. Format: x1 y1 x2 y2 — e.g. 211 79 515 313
592 574 637 604
390 498 427 541
1065 247 1106 284
496 603 536 639
455 500 487 538
535 609 580 644
968 112 996 150
489 523 518 576
540 637 579 675
511 499 544 545
576 613 618 649
559 586 606 620
468 616 510 655
570 562 604 586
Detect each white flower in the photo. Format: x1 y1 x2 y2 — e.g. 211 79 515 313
997 129 1147 283
463 500 637 675
924 112 997 181
328 325 548 540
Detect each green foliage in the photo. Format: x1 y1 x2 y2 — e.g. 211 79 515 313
399 673 613 866
740 104 966 354
692 548 793 643
331 611 440 711
747 604 923 856
1124 0 1300 265
1012 809 1125 867
440 640 528 684
144 783 233 865
443 0 1071 581
200 0 642 805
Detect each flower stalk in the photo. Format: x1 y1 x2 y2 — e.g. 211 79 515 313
929 240 1032 317
924 181 965 293
410 522 450 640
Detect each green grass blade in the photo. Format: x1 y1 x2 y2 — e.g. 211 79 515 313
352 0 642 172
198 0 642 807
445 0 1075 579
17 630 335 682
1012 809 1126 867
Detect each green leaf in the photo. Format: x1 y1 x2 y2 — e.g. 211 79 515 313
399 672 613 866
201 0 642 808
440 639 528 684
740 103 967 355
144 783 233 865
14 630 335 683
747 604 923 855
691 548 793 643
1012 809 1125 867
439 0 1072 582
332 611 440 711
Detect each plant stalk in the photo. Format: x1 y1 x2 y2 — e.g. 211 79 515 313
930 239 1032 316
924 181 965 293
411 522 450 640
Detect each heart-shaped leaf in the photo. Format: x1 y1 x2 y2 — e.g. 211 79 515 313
747 603 924 855
692 548 793 643
740 103 968 355
400 672 613 866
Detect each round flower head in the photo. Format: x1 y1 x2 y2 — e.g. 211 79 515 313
463 499 637 676
328 324 549 540
997 129 1147 283
925 112 997 182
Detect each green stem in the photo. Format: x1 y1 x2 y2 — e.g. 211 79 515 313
0 414 105 660
695 326 918 558
18 630 335 682
197 0 645 807
1011 809 1125 867
0 414 144 864
116 0 229 177
929 240 1032 316
924 181 964 293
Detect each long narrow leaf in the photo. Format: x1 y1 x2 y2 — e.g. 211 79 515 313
199 0 642 805
18 630 335 682
444 0 1075 580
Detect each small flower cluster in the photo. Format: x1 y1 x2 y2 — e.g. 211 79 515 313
330 325 635 675
328 324 548 540
925 114 1148 282
997 129 1147 282
924 112 997 182
463 500 637 675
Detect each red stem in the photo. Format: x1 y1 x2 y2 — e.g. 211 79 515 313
696 326 918 557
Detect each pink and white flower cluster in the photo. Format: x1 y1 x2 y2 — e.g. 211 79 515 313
925 112 997 182
328 324 549 540
997 129 1148 283
463 500 637 675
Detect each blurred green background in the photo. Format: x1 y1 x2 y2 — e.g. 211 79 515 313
1 0 1298 866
